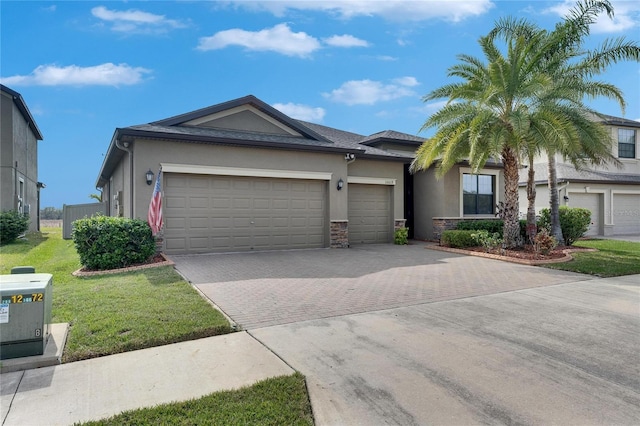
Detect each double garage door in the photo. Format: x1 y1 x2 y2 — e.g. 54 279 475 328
164 174 326 254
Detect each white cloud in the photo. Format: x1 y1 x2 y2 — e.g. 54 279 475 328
228 0 494 22
272 102 326 122
91 5 186 34
323 34 369 47
197 23 321 57
1 63 152 87
323 78 419 105
377 55 398 61
393 76 419 87
544 0 640 33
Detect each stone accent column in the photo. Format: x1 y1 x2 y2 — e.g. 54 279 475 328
394 219 406 230
330 220 349 248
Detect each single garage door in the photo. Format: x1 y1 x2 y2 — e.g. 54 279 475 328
570 193 602 236
164 173 326 254
612 194 640 234
348 184 391 244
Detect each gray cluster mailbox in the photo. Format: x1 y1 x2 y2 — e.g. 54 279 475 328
0 273 53 359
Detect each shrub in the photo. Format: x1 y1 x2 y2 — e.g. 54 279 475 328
533 228 558 255
441 230 478 248
0 210 30 245
394 227 409 245
539 206 591 246
471 230 503 252
72 216 156 270
456 220 503 235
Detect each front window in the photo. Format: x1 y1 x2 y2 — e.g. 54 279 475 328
463 174 494 215
618 129 636 159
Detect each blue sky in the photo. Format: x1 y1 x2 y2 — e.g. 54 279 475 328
2 1 639 209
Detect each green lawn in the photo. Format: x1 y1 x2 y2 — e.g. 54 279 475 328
0 228 232 362
80 373 314 426
544 239 640 277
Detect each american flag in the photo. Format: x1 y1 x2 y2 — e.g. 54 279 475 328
148 168 163 236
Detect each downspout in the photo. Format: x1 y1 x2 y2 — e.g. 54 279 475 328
115 139 134 218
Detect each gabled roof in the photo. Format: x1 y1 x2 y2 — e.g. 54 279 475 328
359 130 424 147
595 113 640 129
0 84 43 140
96 95 417 188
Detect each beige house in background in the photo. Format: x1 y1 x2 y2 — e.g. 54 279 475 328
519 114 640 236
0 84 44 232
95 95 507 254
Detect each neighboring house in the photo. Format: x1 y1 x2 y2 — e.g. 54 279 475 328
95 95 505 254
518 114 640 236
0 84 44 232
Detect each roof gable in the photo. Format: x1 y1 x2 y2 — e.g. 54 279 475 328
1 84 44 140
150 95 328 141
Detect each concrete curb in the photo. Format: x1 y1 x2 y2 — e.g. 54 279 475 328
426 244 597 266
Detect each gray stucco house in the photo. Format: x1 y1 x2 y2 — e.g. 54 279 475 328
518 114 640 236
1 84 44 232
96 95 506 254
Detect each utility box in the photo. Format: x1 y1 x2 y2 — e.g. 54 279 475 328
0 273 53 359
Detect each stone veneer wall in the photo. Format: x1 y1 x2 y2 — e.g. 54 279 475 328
432 217 500 242
330 220 349 248
394 219 406 230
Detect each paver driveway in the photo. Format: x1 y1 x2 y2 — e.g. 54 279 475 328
172 242 593 329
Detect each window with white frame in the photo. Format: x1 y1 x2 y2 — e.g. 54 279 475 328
618 128 636 159
463 174 494 215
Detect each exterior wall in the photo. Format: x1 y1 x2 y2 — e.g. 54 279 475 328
413 165 505 241
109 156 127 217
0 91 40 232
519 181 640 236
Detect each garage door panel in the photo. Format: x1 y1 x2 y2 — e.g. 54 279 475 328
164 173 326 254
348 184 391 244
613 194 640 234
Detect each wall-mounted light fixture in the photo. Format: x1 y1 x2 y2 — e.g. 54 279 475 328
337 178 344 191
146 169 154 185
563 195 569 201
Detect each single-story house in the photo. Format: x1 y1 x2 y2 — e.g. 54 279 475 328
519 114 640 236
95 95 506 254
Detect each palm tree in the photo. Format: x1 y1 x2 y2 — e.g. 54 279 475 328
489 0 639 242
411 29 559 248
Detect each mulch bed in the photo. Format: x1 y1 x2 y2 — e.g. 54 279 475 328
72 253 174 277
427 244 596 265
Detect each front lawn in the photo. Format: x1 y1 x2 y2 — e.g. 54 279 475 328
81 373 314 426
543 239 640 277
0 228 232 362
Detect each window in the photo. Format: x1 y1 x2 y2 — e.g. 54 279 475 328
618 129 636 159
463 174 495 215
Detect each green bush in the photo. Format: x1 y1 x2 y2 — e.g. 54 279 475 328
0 210 30 245
470 230 503 252
394 227 409 245
441 230 478 248
538 206 591 246
72 216 156 270
456 220 503 235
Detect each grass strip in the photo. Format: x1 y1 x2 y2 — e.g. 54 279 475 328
0 228 232 362
543 239 640 277
78 373 314 426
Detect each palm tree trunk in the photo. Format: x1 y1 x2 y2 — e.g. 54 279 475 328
547 152 564 244
502 148 521 248
526 155 537 244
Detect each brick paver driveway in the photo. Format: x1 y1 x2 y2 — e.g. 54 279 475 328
171 242 593 329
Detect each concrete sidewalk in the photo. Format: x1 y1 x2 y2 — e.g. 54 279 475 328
1 332 294 426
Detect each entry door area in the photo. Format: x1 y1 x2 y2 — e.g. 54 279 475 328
348 184 391 244
164 173 327 254
570 193 602 236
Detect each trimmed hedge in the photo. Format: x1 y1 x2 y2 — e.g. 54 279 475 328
441 230 478 248
72 216 156 270
538 206 591 246
0 210 30 245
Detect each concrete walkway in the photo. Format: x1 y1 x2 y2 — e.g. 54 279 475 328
1 332 293 426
